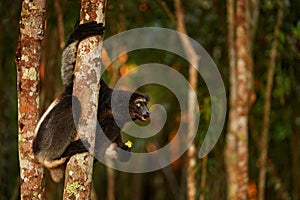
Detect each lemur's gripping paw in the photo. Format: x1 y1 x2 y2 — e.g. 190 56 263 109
117 142 132 162
67 21 105 45
81 139 91 149
76 21 105 36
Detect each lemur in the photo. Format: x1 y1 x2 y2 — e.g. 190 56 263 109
32 21 150 182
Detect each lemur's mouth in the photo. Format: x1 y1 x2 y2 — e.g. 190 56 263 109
135 113 150 122
132 114 148 122
141 116 147 122
140 115 148 122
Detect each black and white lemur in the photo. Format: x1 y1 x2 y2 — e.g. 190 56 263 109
32 21 150 182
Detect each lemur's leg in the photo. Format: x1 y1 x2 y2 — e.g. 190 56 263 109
60 139 90 158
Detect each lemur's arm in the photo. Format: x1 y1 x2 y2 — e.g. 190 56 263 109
61 21 105 87
95 118 132 162
60 140 90 158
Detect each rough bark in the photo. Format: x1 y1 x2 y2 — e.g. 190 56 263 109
174 0 201 199
224 0 254 198
15 0 46 199
258 1 284 199
235 0 251 198
63 0 106 199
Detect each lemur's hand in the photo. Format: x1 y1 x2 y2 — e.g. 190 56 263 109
66 21 105 46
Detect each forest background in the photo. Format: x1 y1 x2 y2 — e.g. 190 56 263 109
0 0 300 199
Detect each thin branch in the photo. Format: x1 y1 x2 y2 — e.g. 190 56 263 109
199 156 208 200
54 0 65 49
224 0 238 198
258 0 284 199
106 159 115 200
156 0 176 25
249 116 290 199
147 143 184 200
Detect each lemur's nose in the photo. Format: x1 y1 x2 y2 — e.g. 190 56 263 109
142 109 151 117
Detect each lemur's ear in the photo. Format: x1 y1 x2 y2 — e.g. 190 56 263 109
130 93 150 103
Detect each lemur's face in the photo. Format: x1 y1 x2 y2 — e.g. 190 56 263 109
130 95 150 122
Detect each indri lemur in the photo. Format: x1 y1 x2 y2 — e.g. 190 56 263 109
32 21 150 182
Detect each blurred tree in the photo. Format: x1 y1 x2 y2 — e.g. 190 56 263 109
224 0 256 199
0 0 21 198
174 0 200 199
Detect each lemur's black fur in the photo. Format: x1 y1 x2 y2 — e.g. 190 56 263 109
32 21 150 182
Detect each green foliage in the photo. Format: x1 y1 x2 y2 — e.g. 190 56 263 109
291 21 300 39
273 67 291 105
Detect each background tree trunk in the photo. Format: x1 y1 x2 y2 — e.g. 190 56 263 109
291 83 300 200
199 156 207 200
224 0 238 197
224 0 255 198
15 0 46 199
174 0 201 199
258 1 284 199
63 0 107 198
53 0 65 50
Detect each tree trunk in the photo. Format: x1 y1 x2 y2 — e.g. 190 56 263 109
291 84 300 200
63 0 106 199
106 159 115 200
15 0 47 199
40 25 60 112
174 0 201 199
53 0 65 50
258 1 284 199
224 0 238 197
199 156 208 200
224 0 254 198
235 1 251 198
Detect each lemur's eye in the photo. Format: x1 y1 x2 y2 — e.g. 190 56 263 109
136 103 141 108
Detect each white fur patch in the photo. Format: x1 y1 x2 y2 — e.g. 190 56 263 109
44 157 67 169
34 98 61 137
105 143 118 159
134 98 146 103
